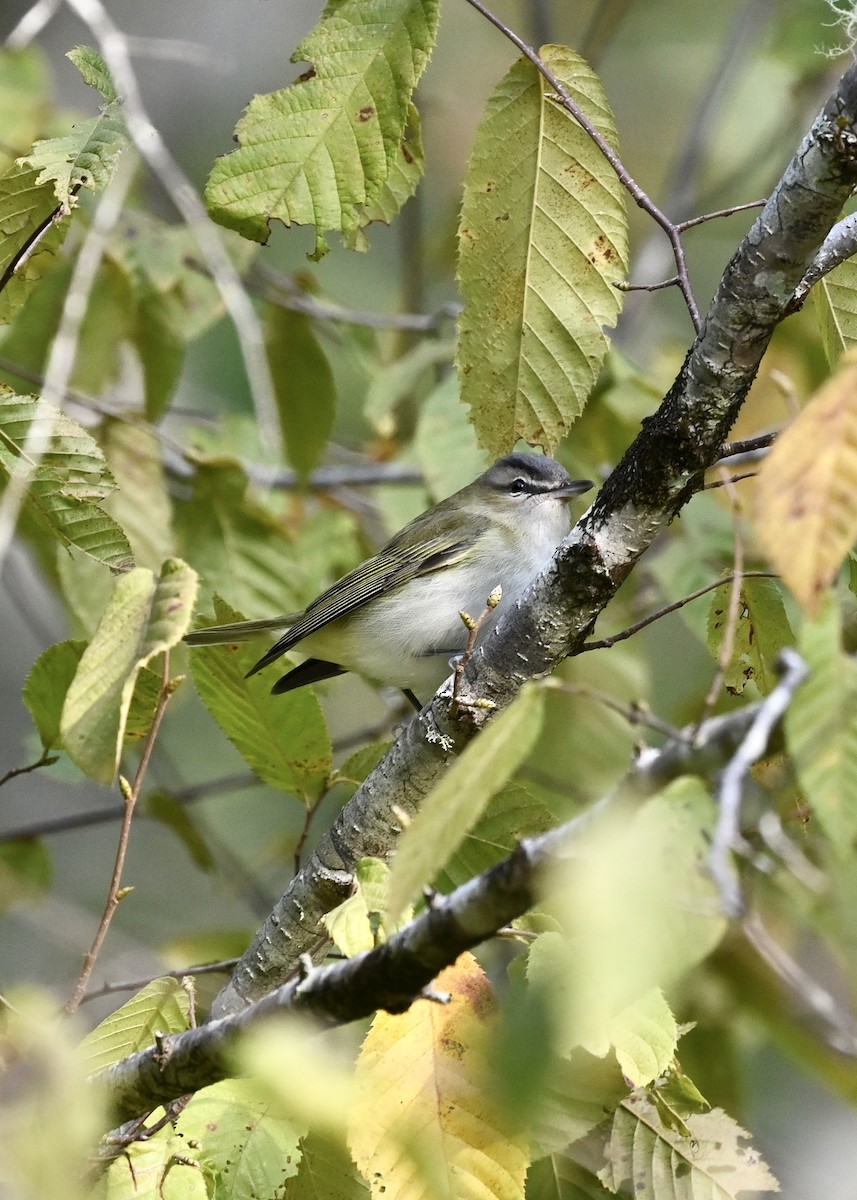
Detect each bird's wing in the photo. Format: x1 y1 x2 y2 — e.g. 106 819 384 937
246 523 478 678
184 614 300 648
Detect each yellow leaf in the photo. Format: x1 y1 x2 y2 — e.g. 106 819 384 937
753 351 857 614
348 954 529 1199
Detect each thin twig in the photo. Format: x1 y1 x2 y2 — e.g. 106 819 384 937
709 647 808 916
462 0 702 330
81 959 238 1005
61 0 280 455
743 910 857 1056
548 679 685 741
703 470 756 490
581 571 778 652
719 431 777 460
0 749 58 789
694 468 746 735
675 199 767 232
293 795 327 875
65 654 175 1014
615 275 680 293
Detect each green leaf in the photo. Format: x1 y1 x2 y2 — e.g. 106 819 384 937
204 0 439 254
101 419 175 571
0 164 70 324
266 307 336 479
706 576 793 696
0 839 53 914
344 100 424 249
23 639 85 751
190 597 332 801
0 391 133 569
18 47 127 206
530 1047 629 1159
456 47 628 455
66 45 118 103
323 857 404 955
283 1131 370 1199
102 1123 205 1199
437 781 555 890
0 46 51 173
174 460 308 617
606 988 678 1088
387 684 545 921
81 978 191 1075
363 336 454 438
527 1155 616 1200
540 780 725 1054
413 373 489 502
815 256 857 364
144 788 215 872
599 1096 779 1199
176 1078 304 1200
785 596 857 851
334 741 391 789
60 559 198 783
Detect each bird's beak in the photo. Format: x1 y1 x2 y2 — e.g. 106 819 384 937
555 479 594 499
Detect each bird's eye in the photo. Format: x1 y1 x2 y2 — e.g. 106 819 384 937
509 477 528 495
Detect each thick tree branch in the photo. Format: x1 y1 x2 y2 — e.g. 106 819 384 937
210 61 857 1017
97 700 769 1125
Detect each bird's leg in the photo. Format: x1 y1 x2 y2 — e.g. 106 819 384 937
450 586 502 717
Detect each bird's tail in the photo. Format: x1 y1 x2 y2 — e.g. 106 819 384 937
183 614 300 647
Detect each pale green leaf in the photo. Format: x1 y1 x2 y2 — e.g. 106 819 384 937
753 350 857 615
176 1078 303 1200
606 988 678 1088
600 1096 779 1199
18 47 126 205
706 577 793 696
190 597 332 801
387 684 545 922
344 100 424 248
333 740 391 789
23 638 85 751
785 596 857 850
457 47 628 455
815 256 857 364
266 307 336 479
205 0 439 254
81 978 190 1075
60 558 198 783
323 857 404 956
540 780 725 1052
283 1131 370 1200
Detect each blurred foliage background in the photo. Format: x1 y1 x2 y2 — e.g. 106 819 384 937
1 1 855 1195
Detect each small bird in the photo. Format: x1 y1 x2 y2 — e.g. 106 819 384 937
184 453 592 708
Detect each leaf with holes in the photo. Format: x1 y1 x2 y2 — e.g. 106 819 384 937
205 0 439 256
457 46 628 455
